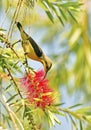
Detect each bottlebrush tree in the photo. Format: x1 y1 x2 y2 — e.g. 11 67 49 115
0 0 91 130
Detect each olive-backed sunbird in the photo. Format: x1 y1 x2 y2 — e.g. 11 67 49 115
16 22 52 75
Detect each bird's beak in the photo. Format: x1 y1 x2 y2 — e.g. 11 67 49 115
44 70 48 78
15 21 22 30
40 56 52 78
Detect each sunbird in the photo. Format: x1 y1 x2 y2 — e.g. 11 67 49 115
16 22 52 76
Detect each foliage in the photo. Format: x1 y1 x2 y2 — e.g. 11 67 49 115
0 0 91 130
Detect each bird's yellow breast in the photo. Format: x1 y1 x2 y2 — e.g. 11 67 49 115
22 40 41 61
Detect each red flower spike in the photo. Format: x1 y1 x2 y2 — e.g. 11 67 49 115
20 70 54 109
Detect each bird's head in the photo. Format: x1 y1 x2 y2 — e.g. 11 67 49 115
41 56 52 76
16 21 28 40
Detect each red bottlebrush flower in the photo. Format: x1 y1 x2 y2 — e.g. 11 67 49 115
20 70 54 109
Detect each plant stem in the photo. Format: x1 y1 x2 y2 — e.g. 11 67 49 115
6 67 22 99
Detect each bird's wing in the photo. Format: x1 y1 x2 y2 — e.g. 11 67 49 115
28 37 43 57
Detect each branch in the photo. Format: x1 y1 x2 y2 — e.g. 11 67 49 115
1 94 19 130
1 94 24 130
6 67 22 98
0 31 19 58
8 0 24 38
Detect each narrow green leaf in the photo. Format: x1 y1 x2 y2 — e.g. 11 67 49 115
51 5 64 25
51 4 58 15
57 16 64 26
67 10 78 23
5 83 12 91
44 110 54 127
42 0 54 23
0 28 6 31
69 115 78 129
75 107 91 114
23 105 26 119
68 104 82 109
45 11 54 23
48 106 65 116
16 105 22 113
59 8 67 21
79 120 83 130
53 102 65 106
54 115 61 125
6 94 18 103
52 2 82 8
48 110 55 126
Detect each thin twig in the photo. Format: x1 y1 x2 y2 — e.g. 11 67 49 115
6 67 22 98
8 0 24 38
2 94 24 130
0 32 34 75
25 105 38 130
0 34 32 74
12 39 21 47
2 94 19 130
0 32 19 58
5 40 19 58
24 52 30 74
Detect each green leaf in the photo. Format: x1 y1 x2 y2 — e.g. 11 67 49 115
51 5 64 25
16 105 22 113
52 1 82 8
75 107 91 115
53 102 65 106
48 106 65 116
68 104 82 109
57 16 64 26
67 10 78 23
48 110 56 126
5 83 13 91
54 115 61 125
44 110 52 127
79 120 83 130
45 11 54 23
42 0 54 23
47 110 61 126
59 8 67 21
0 28 6 31
69 115 78 129
6 94 18 103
